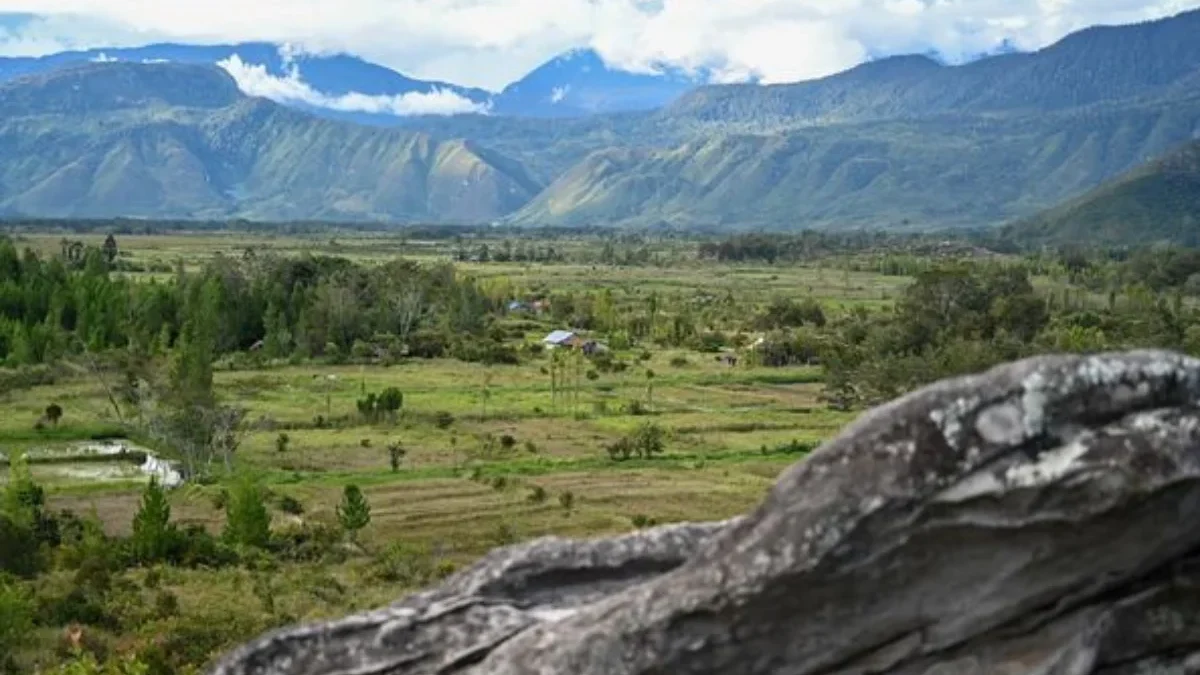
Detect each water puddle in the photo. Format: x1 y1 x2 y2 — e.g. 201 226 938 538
0 440 184 488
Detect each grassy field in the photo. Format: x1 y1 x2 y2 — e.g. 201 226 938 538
0 231 900 671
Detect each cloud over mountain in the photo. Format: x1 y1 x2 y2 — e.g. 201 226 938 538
0 0 1197 90
215 54 489 116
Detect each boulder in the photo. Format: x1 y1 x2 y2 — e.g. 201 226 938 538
209 350 1200 675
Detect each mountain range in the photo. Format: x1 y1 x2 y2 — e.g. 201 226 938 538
0 9 1198 230
0 43 706 123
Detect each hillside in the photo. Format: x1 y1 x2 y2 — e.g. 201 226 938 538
0 63 541 222
3 9 1200 229
451 8 1200 229
1005 139 1200 246
664 8 1200 130
509 96 1200 229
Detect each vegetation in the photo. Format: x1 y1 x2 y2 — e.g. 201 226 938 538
3 11 1200 230
1007 139 1200 247
0 227 1198 673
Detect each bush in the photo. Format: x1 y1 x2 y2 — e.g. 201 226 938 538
527 486 548 504
387 442 406 472
336 485 371 543
433 411 455 429
274 433 290 453
499 434 517 450
277 495 305 515
558 491 575 513
222 477 271 549
0 575 34 663
605 423 667 462
370 542 439 585
669 356 689 368
630 514 659 529
269 519 343 564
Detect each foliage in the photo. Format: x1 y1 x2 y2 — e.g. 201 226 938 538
336 486 371 542
222 477 271 549
606 423 667 462
356 388 403 424
129 479 175 565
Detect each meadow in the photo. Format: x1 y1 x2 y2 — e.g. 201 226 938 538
1 229 910 673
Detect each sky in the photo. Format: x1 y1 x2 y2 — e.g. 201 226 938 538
0 0 1197 91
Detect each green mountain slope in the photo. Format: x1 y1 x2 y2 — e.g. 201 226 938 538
664 9 1200 130
1005 139 1200 246
0 63 541 222
509 96 1200 229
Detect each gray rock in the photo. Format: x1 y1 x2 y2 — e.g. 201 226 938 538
209 350 1200 675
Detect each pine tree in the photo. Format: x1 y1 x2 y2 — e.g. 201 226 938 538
131 478 175 564
337 484 371 542
223 476 271 549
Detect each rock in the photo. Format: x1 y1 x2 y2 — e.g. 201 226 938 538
209 350 1200 675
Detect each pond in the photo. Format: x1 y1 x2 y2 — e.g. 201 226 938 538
0 439 184 488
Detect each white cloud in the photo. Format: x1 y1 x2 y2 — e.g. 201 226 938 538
88 50 114 62
215 54 490 116
0 0 1197 90
550 85 569 103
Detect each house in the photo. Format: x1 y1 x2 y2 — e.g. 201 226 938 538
508 300 531 313
717 353 739 367
542 330 583 349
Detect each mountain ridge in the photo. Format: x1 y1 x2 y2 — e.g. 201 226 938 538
0 62 541 222
1004 139 1200 246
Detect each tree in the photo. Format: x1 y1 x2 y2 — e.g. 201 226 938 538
275 432 290 453
101 234 119 265
44 403 63 427
130 478 176 564
337 485 371 542
387 442 406 472
222 476 271 549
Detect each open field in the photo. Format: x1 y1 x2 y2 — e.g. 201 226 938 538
0 231 902 672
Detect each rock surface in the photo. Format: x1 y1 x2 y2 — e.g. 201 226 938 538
209 350 1200 675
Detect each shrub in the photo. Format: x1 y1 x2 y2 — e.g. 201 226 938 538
360 438 372 448
490 476 508 491
499 434 517 450
527 486 547 504
558 491 575 514
129 478 176 565
586 369 599 381
277 495 305 516
524 440 538 454
630 514 659 529
387 442 406 472
336 485 371 543
0 575 34 663
370 542 439 585
669 356 689 368
269 519 343 564
222 477 271 549
45 403 64 426
433 411 455 429
274 433 290 453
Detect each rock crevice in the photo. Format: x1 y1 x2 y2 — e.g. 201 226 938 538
210 350 1200 675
